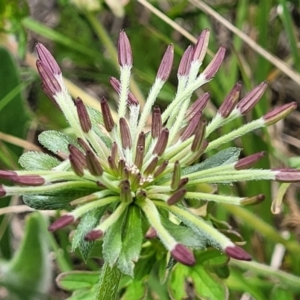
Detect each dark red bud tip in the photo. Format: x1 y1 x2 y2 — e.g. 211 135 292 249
48 215 75 231
171 244 196 266
274 168 300 182
178 45 193 76
0 170 17 180
118 30 132 66
218 81 242 118
264 102 297 126
145 227 157 239
203 46 226 80
12 175 45 186
84 229 103 241
36 43 61 75
75 97 92 133
235 151 265 170
157 44 174 81
0 185 6 197
225 245 252 261
237 81 268 114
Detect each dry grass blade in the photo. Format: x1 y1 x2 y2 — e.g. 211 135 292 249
189 0 300 86
0 131 41 151
138 0 300 86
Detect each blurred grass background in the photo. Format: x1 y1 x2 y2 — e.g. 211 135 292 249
0 0 300 299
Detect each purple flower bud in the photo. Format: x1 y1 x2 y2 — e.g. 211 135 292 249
157 44 174 81
119 180 132 202
108 156 118 173
274 169 300 182
118 30 133 67
186 92 210 121
77 138 91 153
85 229 104 241
86 150 103 176
177 177 189 190
36 60 62 96
70 155 85 177
178 45 193 76
153 128 169 156
36 43 61 75
218 82 242 118
0 170 17 180
237 81 268 114
171 161 181 190
191 120 206 152
167 188 186 205
100 97 115 132
0 185 6 197
145 227 157 239
192 29 210 63
241 194 265 206
153 160 169 178
109 77 138 105
48 214 75 231
151 106 162 138
181 112 202 142
264 102 297 126
235 151 265 170
119 118 132 149
12 175 45 186
75 97 92 133
144 157 158 175
202 46 226 80
171 244 195 266
111 142 119 164
225 245 252 261
68 145 86 166
41 82 61 109
134 145 144 170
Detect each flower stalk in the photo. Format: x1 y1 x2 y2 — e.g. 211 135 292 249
0 30 299 297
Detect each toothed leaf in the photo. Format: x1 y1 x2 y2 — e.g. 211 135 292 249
19 151 60 170
117 205 143 276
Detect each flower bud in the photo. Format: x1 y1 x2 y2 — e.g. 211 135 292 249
171 244 195 266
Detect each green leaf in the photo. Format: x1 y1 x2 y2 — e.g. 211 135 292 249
56 271 99 291
22 181 99 209
19 151 61 170
103 206 128 266
66 288 96 300
182 147 241 176
270 286 294 300
0 212 51 299
120 278 147 300
117 205 143 276
72 207 107 261
160 214 206 248
0 46 30 161
38 130 81 155
168 262 227 300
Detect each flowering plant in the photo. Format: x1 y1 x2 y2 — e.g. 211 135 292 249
0 29 298 298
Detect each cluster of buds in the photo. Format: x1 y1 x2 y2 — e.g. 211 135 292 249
0 29 298 270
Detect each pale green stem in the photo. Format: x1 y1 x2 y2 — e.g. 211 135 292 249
230 260 300 291
94 262 122 300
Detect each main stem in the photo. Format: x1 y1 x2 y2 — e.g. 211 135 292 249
94 262 122 300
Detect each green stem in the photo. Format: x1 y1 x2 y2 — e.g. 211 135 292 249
230 260 300 291
94 262 122 300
